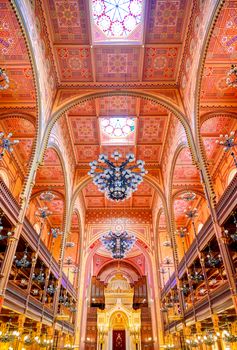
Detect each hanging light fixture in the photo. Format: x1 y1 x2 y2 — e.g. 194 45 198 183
48 227 63 239
0 213 14 241
226 64 237 87
0 132 19 160
185 207 198 220
35 207 52 219
189 267 204 284
15 246 31 268
100 230 136 259
0 320 20 343
205 245 222 268
163 257 173 265
33 264 45 284
47 282 57 295
88 151 147 201
216 132 237 168
0 68 10 90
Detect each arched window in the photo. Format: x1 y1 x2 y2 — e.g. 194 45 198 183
0 168 10 188
227 168 237 186
198 223 203 233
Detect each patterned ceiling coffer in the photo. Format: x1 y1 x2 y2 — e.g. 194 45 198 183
68 117 99 144
0 2 28 61
35 148 65 185
94 47 140 81
0 67 35 105
143 46 181 81
137 116 167 144
206 6 237 61
137 145 161 163
45 0 89 44
201 65 237 102
173 147 200 184
99 96 137 116
201 2 237 106
55 47 93 81
146 0 189 43
75 145 100 163
201 116 237 169
69 100 96 116
140 99 169 115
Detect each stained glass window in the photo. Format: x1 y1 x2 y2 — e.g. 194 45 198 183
101 117 135 137
92 0 143 39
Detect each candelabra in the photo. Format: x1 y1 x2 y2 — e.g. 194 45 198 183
35 207 52 220
175 227 188 239
180 283 191 296
88 151 147 201
23 332 36 346
0 132 19 160
205 245 221 268
0 320 20 343
222 330 237 343
48 227 62 239
202 333 218 346
226 64 237 87
0 214 14 241
216 131 237 168
46 282 57 295
189 269 204 284
15 246 31 268
33 264 45 284
0 68 10 90
186 338 200 348
163 257 173 265
185 207 198 222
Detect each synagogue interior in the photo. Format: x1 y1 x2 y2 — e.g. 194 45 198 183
0 0 237 349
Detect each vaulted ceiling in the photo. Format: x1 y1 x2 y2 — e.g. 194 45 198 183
1 0 237 233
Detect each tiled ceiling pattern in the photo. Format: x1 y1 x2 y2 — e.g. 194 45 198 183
33 148 66 228
201 2 237 106
66 95 170 168
0 0 35 107
0 117 35 168
43 0 191 84
173 147 200 186
83 177 154 210
201 116 237 172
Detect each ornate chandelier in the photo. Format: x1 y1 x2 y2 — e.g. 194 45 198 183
0 132 19 160
88 151 147 201
100 231 136 259
216 132 237 168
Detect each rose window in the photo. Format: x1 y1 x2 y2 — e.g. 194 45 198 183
92 0 143 38
101 118 135 137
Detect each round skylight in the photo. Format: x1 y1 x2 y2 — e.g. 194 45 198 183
101 118 135 137
92 0 143 38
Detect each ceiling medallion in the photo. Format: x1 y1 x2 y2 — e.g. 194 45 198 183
0 68 10 90
226 64 237 87
181 191 196 201
88 151 147 201
39 190 55 202
100 230 136 259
